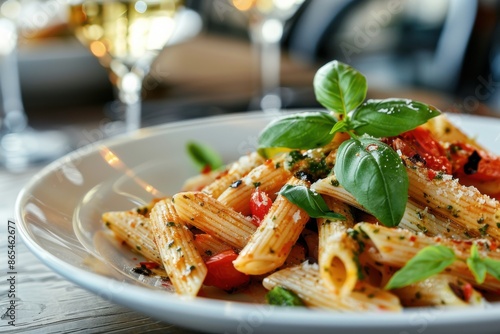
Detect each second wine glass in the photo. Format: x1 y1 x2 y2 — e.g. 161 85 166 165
69 0 183 133
230 0 305 113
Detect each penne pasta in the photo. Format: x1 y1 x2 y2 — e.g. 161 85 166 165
181 169 224 192
217 156 291 215
102 210 161 264
393 274 484 307
312 176 465 238
172 191 257 250
193 233 232 261
317 196 359 296
355 222 500 292
233 177 310 275
404 159 500 240
421 114 485 150
201 152 265 198
263 262 402 312
150 198 207 297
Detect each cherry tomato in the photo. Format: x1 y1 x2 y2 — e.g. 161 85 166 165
449 142 500 181
204 249 250 291
462 282 474 303
448 142 500 198
394 127 452 174
249 188 273 226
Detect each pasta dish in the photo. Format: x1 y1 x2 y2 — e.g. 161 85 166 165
101 60 500 311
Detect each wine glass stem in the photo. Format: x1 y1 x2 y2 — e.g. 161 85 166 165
260 29 281 95
124 99 141 133
117 72 143 133
250 18 284 111
0 18 28 134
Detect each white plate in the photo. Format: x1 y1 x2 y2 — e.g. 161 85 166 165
16 111 500 334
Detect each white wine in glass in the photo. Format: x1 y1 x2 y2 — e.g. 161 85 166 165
230 0 305 112
69 0 183 132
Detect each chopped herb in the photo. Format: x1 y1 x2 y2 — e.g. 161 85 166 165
479 224 489 237
287 150 305 167
416 224 428 233
253 182 261 188
166 222 176 227
477 217 485 224
265 286 305 307
434 172 444 180
330 179 340 187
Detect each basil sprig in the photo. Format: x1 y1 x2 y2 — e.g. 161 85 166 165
278 185 346 220
257 60 440 227
385 243 500 289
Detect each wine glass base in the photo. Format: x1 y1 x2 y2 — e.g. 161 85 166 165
0 128 70 172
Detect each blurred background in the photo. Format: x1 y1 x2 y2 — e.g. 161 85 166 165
3 0 500 145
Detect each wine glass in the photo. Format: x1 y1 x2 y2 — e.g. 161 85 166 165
229 0 305 113
0 0 69 172
68 0 184 133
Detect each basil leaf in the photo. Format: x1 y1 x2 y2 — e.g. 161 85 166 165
186 141 223 172
257 112 337 150
467 244 487 284
350 99 441 137
466 243 500 283
334 138 408 227
483 258 500 280
265 286 305 306
385 245 456 290
329 119 349 135
279 184 346 220
313 60 367 116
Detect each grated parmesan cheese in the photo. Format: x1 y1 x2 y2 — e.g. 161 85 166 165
292 210 301 223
